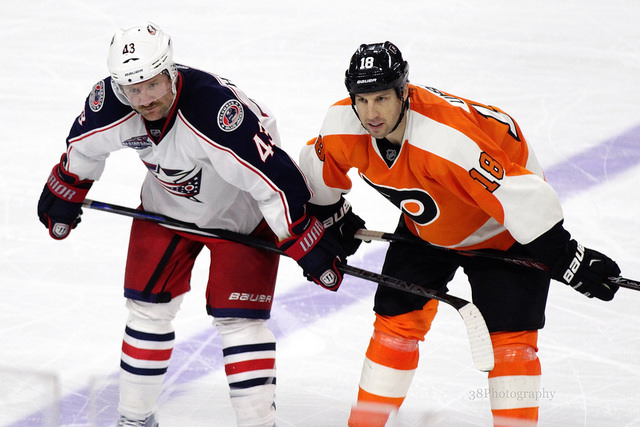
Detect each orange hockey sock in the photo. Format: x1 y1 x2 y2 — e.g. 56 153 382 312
348 300 438 426
488 331 541 427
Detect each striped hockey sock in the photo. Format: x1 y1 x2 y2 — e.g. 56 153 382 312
489 331 541 427
118 325 175 419
349 301 437 426
216 318 277 427
348 329 418 426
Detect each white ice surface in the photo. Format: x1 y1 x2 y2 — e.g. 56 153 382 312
2 1 640 426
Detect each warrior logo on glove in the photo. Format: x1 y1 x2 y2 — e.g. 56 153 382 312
279 215 346 291
51 223 72 239
38 154 93 240
319 269 340 289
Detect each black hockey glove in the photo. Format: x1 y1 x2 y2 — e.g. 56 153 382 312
37 156 93 240
525 221 620 301
549 240 620 301
279 215 346 291
307 197 366 257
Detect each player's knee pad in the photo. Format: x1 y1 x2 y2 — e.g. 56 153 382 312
369 329 420 359
489 330 540 377
362 328 419 390
125 294 183 333
213 317 275 345
373 298 438 341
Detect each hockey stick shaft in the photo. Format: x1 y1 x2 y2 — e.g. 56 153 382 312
82 199 495 371
80 199 473 303
354 229 640 292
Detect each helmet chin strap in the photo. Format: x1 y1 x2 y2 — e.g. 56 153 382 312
389 96 409 135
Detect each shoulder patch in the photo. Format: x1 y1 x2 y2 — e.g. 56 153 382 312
89 80 106 112
217 99 244 132
314 135 326 161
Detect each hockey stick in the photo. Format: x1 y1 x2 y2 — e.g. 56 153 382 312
82 199 495 372
354 229 640 292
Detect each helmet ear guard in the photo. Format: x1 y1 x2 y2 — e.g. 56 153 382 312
106 22 177 106
345 41 409 102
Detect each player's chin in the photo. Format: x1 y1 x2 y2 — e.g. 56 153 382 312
367 126 388 138
142 113 161 121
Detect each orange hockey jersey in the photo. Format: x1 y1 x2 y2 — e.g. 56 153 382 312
299 84 564 251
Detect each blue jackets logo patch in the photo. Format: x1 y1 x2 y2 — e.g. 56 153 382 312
144 162 203 201
218 100 244 132
89 80 105 112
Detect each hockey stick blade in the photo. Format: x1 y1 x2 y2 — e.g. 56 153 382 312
355 229 638 292
82 199 495 371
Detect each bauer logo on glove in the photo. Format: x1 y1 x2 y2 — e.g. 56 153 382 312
561 242 585 284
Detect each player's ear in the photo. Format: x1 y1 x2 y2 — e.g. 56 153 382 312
402 84 410 99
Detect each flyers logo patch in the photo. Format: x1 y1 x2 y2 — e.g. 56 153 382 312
218 99 244 132
314 135 326 161
89 80 105 112
361 173 439 226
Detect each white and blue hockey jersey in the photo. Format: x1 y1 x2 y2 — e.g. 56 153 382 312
63 65 311 239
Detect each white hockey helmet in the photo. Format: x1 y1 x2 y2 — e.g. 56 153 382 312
107 22 177 105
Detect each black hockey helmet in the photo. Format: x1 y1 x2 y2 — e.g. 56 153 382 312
345 41 409 101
